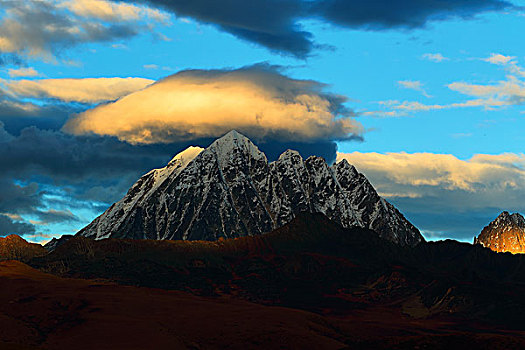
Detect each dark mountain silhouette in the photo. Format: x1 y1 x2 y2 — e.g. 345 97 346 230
30 213 525 336
0 234 46 262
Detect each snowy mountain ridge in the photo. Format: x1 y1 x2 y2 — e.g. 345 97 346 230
77 130 424 246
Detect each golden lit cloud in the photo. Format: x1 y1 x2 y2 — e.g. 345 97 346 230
7 67 40 78
64 66 362 144
1 77 154 103
59 0 170 23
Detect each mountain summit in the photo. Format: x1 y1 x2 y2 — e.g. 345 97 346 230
474 211 525 254
77 130 423 246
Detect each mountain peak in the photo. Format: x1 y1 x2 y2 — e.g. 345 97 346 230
78 132 423 245
492 211 525 227
474 211 525 254
207 130 267 165
212 130 252 146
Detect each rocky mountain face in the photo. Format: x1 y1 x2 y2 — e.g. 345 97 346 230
77 130 423 246
474 211 525 254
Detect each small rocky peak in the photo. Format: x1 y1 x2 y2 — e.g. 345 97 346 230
333 159 358 178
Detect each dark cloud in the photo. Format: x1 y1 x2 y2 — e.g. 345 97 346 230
0 95 78 135
0 118 347 214
0 179 41 215
129 0 515 57
311 0 513 30
129 0 312 57
0 53 24 67
0 214 35 236
33 209 80 225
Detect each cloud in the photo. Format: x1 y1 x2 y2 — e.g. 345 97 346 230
0 0 516 60
64 65 362 144
30 209 79 226
0 0 168 60
127 0 514 58
483 53 516 65
128 0 313 58
59 0 170 23
336 151 525 240
447 55 525 106
0 214 35 236
1 77 154 103
448 75 525 105
7 67 40 78
310 0 513 30
422 53 449 62
0 53 24 67
0 115 348 238
371 55 525 117
397 80 430 97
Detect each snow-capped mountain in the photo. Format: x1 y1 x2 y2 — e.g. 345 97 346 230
77 130 424 246
474 211 525 254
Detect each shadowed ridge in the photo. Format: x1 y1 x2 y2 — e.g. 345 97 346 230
0 234 47 262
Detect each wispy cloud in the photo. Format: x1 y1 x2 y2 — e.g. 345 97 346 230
422 53 449 62
7 67 40 78
371 54 525 117
59 0 170 23
1 77 154 103
483 53 515 65
397 80 431 97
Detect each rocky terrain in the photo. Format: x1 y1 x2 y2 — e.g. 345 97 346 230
77 130 423 246
1 212 522 349
474 211 525 254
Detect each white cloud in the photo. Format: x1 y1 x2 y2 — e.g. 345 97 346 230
422 53 449 62
373 55 525 117
1 77 154 103
448 75 525 105
7 67 40 78
397 80 431 97
483 53 516 65
63 66 362 144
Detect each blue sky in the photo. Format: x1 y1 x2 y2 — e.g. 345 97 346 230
0 0 523 243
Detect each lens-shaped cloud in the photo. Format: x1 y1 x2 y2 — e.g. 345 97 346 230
64 65 362 144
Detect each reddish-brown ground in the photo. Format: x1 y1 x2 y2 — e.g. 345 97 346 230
0 260 346 349
2 260 525 349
